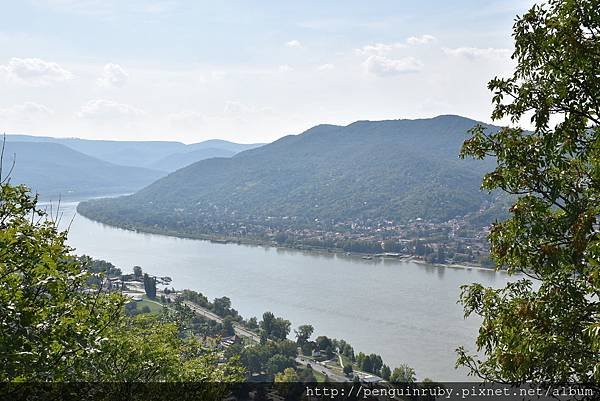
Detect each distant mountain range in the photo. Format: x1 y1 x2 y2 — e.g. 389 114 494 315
149 147 236 172
2 134 263 198
78 115 503 236
0 141 163 199
5 134 263 171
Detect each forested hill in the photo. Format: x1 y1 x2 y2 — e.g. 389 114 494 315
0 141 164 199
78 115 500 233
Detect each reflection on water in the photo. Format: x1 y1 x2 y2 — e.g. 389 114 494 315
51 201 512 381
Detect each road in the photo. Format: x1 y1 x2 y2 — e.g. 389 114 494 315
166 294 349 382
162 294 262 342
295 356 349 382
181 300 262 342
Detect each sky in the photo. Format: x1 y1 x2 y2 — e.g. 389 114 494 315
0 0 536 143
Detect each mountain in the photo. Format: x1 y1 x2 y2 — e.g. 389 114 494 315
0 141 164 199
149 147 236 171
185 140 263 153
77 115 499 236
148 141 263 172
5 135 263 171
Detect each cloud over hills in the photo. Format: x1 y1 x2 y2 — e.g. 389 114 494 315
0 58 73 85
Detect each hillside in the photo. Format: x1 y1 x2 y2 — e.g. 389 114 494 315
149 147 236 172
78 115 500 236
0 141 164 199
5 135 262 171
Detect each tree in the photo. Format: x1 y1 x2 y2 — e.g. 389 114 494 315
381 365 391 381
294 324 314 345
275 368 303 400
336 339 355 361
213 296 232 317
277 339 299 358
260 312 275 337
368 353 383 375
133 265 143 279
297 366 317 383
246 317 259 330
343 364 353 376
360 356 372 373
266 354 295 376
315 336 332 352
260 311 291 341
143 273 157 299
88 314 244 382
458 0 600 383
0 181 244 387
0 183 124 381
222 316 235 336
390 364 416 383
241 346 265 374
301 342 314 356
275 367 299 382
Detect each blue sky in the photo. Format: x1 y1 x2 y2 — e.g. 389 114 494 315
0 0 535 143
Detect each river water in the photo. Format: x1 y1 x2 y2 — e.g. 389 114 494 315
53 200 512 381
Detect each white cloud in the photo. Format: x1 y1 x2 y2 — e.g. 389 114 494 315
168 110 204 127
97 63 129 87
317 63 335 71
0 102 54 119
278 64 293 72
77 99 145 120
355 42 406 56
285 40 302 49
223 101 249 116
0 57 73 85
222 101 273 121
355 35 436 59
363 55 422 76
406 34 437 45
443 47 512 60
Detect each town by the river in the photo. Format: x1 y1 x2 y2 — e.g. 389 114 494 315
52 199 513 382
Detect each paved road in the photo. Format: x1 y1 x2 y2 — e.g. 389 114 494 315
163 294 261 342
181 300 262 342
166 294 349 382
295 356 349 382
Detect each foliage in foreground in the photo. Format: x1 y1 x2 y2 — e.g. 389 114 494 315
458 0 600 383
0 182 243 384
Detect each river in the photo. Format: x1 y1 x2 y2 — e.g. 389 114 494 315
52 200 512 381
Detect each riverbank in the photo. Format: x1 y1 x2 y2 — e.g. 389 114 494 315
76 202 495 272
62 199 500 381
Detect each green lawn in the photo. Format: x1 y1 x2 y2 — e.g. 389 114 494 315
137 297 165 314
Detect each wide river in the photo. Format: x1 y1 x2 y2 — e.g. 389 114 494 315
54 200 512 381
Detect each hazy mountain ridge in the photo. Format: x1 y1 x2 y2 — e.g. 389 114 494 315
78 115 501 235
0 141 165 199
5 134 263 171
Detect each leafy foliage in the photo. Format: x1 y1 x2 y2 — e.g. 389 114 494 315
0 183 124 381
0 182 243 383
457 0 600 383
260 312 291 341
390 364 416 383
143 273 157 299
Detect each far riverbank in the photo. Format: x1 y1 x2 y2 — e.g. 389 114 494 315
76 203 496 272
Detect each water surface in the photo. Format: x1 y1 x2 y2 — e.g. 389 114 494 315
53 201 510 381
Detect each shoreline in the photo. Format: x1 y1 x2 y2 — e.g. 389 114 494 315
76 204 496 272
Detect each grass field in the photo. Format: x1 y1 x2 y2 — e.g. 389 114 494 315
137 297 165 314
